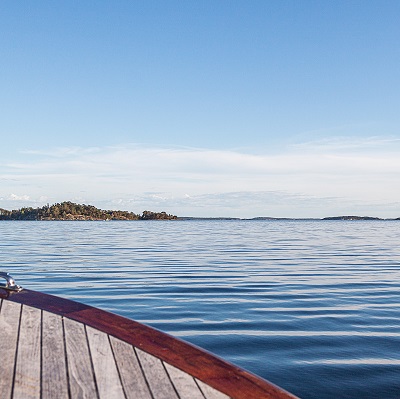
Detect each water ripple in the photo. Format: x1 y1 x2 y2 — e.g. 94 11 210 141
1 220 400 399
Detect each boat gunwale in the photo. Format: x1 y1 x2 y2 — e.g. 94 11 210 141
1 288 298 399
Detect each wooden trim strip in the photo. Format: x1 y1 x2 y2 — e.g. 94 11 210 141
3 289 298 399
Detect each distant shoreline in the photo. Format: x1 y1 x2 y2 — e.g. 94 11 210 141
1 202 399 221
178 216 400 221
1 216 399 221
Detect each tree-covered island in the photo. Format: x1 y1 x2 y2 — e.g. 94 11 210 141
0 201 177 221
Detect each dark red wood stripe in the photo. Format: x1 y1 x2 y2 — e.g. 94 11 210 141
2 289 298 399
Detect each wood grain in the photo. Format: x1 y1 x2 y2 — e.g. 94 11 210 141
64 317 98 398
110 335 153 399
164 363 207 399
136 348 179 399
86 325 126 398
42 310 69 399
197 379 231 399
0 299 21 398
13 305 41 399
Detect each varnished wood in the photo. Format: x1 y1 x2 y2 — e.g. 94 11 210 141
5 289 299 399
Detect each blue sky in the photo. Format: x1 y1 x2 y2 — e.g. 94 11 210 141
1 1 400 217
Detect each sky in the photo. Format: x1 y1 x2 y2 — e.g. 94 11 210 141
1 1 400 218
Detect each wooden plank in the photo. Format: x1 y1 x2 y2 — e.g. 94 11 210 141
109 335 152 399
136 348 179 399
86 326 125 399
13 305 41 399
64 317 98 398
0 299 21 398
7 290 299 399
164 363 206 399
41 311 69 399
197 379 231 399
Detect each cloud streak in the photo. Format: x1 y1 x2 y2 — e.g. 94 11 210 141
1 138 400 217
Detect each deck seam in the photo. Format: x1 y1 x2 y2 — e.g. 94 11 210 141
10 303 23 399
133 346 156 399
107 333 128 399
162 360 184 399
61 316 72 399
40 309 43 399
194 378 208 399
84 324 100 399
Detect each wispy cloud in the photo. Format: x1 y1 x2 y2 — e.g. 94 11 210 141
291 135 400 153
1 138 400 217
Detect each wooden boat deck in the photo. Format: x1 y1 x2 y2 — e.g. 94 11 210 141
0 288 298 399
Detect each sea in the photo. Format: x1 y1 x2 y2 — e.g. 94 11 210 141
1 220 399 399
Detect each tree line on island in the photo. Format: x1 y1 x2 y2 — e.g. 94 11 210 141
0 201 177 221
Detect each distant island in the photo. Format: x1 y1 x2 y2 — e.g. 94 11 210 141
322 216 383 221
0 201 177 221
180 216 399 221
0 202 399 221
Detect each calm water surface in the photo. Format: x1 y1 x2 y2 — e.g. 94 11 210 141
1 220 399 399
